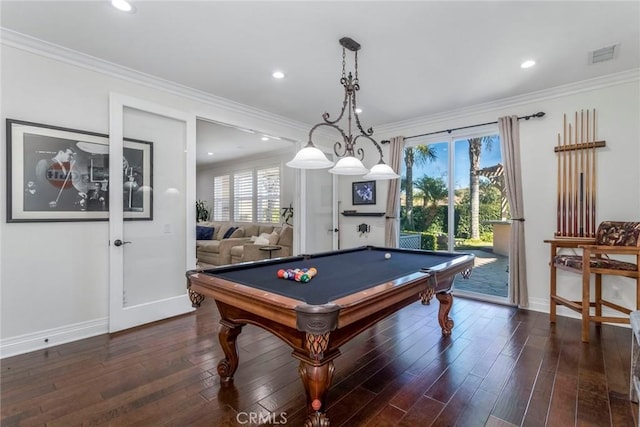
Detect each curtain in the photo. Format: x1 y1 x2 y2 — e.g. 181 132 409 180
498 116 528 307
385 136 404 247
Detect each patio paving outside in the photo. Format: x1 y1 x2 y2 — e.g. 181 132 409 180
453 248 508 298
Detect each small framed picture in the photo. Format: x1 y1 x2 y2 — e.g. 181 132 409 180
352 180 376 205
6 119 153 222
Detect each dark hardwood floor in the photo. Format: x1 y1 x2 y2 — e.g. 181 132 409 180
2 296 637 426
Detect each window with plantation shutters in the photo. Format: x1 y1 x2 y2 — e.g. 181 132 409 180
257 166 280 223
212 175 230 221
233 170 253 222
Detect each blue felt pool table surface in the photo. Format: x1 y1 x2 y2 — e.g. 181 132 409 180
200 246 471 305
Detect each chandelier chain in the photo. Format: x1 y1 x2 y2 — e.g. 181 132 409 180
341 47 346 80
354 50 359 84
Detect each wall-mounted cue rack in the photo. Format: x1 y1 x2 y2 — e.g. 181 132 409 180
554 109 606 238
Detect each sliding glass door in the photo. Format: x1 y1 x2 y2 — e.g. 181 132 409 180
400 131 509 302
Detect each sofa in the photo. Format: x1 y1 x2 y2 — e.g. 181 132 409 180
196 221 291 267
230 225 293 264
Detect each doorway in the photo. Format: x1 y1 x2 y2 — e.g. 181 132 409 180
194 119 337 258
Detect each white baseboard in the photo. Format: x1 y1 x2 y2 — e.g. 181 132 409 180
526 297 549 314
0 317 108 359
2 295 196 358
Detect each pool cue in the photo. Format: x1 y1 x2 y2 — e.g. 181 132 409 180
585 110 590 236
564 117 573 236
591 109 597 236
567 123 575 236
556 133 561 235
574 112 580 237
562 114 568 236
579 110 584 236
568 122 573 236
576 119 580 237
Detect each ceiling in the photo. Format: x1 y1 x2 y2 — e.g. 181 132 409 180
2 1 639 166
196 119 295 166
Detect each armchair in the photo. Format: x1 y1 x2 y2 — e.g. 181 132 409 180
545 221 640 342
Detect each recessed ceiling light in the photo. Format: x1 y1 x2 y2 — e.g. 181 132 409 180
272 71 285 79
261 137 269 141
111 0 135 13
521 60 536 69
355 108 363 114
207 152 214 156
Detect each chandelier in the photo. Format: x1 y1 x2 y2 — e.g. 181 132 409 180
286 37 399 180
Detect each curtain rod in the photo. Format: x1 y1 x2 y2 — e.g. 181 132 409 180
381 111 545 143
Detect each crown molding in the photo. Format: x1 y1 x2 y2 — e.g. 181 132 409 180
377 68 640 136
5 28 637 141
0 28 310 135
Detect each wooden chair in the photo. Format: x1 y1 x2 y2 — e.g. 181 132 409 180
545 221 640 342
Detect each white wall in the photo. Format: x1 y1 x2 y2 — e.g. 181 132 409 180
374 72 640 314
0 41 309 357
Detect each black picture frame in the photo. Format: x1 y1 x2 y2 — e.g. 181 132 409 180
352 180 376 205
6 119 153 222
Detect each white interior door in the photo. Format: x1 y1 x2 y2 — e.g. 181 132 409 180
300 153 337 254
108 93 196 333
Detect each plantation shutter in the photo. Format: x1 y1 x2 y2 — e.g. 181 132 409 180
212 175 230 221
233 170 253 222
256 166 280 223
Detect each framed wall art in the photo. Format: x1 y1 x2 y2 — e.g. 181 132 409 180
352 180 376 205
6 119 153 222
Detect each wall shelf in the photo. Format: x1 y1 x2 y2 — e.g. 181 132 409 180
341 211 385 217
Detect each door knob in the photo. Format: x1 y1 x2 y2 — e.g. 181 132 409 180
113 239 132 247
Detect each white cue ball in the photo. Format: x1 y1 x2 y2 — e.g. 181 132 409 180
384 252 391 259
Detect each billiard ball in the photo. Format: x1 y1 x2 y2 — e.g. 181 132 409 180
385 253 391 259
277 269 285 278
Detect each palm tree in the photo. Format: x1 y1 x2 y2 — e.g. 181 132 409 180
412 189 425 207
413 176 448 229
414 176 447 208
404 145 437 229
467 136 496 239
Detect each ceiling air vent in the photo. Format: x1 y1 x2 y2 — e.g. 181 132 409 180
590 44 617 64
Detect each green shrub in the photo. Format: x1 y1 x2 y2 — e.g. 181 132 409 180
480 231 494 242
421 232 438 250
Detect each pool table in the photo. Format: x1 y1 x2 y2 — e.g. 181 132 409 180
186 246 474 426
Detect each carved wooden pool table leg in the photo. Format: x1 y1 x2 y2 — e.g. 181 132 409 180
299 360 334 427
436 292 454 335
295 331 337 427
217 319 244 383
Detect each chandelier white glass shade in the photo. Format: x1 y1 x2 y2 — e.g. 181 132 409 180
285 143 334 169
328 156 368 175
363 161 400 180
286 37 399 180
